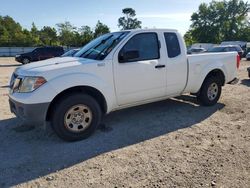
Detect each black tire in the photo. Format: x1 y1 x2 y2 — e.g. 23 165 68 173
51 94 102 141
22 58 30 64
197 76 222 106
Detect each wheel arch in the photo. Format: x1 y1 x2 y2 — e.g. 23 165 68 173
203 69 225 86
189 68 226 95
46 86 107 121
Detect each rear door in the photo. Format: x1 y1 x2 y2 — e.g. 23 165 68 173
163 32 188 96
36 48 49 60
35 48 44 60
113 32 167 106
51 47 62 57
44 48 55 59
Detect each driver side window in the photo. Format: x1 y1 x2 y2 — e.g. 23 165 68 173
119 33 160 63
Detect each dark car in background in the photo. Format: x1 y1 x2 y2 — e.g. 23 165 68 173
61 49 80 57
15 46 64 64
207 45 244 59
221 41 247 57
187 47 206 54
246 52 250 61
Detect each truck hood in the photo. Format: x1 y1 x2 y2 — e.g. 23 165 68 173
15 57 93 76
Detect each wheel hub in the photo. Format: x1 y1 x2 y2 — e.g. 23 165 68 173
207 82 218 101
64 104 92 132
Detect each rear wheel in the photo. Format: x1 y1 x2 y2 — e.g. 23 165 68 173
197 76 222 106
51 94 102 141
22 58 30 64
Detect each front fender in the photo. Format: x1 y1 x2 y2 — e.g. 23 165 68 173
48 73 115 112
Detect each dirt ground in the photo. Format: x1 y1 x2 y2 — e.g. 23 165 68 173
0 57 250 188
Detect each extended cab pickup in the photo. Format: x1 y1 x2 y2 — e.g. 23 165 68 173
8 29 239 141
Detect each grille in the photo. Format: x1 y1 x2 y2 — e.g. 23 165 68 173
10 73 17 89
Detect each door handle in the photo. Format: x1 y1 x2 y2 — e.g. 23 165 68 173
155 65 166 69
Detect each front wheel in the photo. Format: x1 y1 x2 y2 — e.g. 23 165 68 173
51 94 102 141
22 58 30 64
197 76 222 106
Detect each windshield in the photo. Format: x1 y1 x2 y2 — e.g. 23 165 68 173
61 49 79 57
74 31 130 60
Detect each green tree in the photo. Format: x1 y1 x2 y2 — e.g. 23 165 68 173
30 22 41 46
94 20 110 38
0 16 10 46
79 25 94 45
39 26 58 46
56 21 77 46
184 30 197 47
0 15 26 46
186 0 249 44
118 8 142 30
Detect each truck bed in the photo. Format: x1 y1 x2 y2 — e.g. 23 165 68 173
184 52 238 94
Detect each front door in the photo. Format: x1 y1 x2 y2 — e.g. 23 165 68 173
113 32 167 106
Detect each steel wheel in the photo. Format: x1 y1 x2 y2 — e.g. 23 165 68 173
197 76 222 106
207 82 218 101
64 104 93 133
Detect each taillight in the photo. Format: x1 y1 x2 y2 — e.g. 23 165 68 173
236 54 240 69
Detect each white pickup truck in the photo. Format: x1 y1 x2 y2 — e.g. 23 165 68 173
8 29 239 141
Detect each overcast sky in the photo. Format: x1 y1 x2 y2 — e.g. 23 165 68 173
0 0 248 35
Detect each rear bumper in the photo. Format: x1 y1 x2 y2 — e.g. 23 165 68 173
9 97 50 125
228 77 239 85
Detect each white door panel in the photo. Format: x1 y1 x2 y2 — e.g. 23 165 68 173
114 59 166 105
163 32 188 96
113 32 167 106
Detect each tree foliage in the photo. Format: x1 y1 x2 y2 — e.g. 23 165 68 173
94 20 110 38
79 25 94 45
0 16 27 46
186 0 250 44
118 8 142 30
0 16 110 47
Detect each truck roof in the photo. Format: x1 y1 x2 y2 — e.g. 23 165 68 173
122 28 178 33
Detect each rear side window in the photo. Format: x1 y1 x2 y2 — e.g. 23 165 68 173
35 48 45 54
34 48 42 53
120 33 160 62
164 32 181 58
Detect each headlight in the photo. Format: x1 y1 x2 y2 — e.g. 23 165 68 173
18 76 47 93
15 54 20 57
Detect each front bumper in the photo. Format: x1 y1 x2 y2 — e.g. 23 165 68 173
9 97 50 125
15 56 22 63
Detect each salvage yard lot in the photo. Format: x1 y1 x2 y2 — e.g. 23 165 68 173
0 57 250 188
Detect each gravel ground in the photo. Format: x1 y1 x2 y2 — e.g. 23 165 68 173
0 57 250 188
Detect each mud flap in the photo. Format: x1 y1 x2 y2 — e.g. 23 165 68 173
228 78 239 85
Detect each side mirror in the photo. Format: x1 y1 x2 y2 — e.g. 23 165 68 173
119 50 139 63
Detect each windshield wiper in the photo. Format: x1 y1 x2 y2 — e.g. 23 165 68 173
95 33 126 60
81 35 113 59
